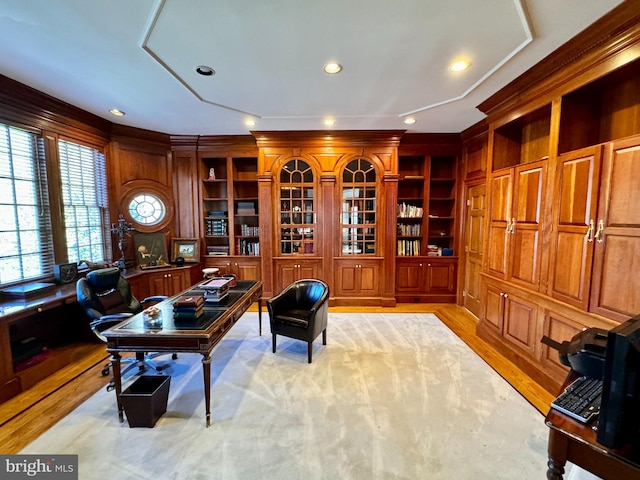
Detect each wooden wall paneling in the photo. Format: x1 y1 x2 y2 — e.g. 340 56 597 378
320 173 335 298
173 150 200 238
258 173 274 298
382 172 399 306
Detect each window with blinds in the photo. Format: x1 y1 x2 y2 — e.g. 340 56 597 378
58 139 110 264
0 125 54 284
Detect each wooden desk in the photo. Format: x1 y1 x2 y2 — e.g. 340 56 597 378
103 279 262 427
545 374 640 479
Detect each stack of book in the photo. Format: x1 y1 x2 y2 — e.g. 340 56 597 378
172 294 204 320
201 277 231 303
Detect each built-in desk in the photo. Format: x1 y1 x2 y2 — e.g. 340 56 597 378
0 264 202 404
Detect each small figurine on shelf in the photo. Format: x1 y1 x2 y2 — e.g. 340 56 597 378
208 167 216 180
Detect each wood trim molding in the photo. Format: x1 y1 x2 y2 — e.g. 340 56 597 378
477 1 640 118
0 74 110 146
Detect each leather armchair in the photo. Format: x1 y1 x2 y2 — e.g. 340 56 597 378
267 279 329 363
76 267 174 390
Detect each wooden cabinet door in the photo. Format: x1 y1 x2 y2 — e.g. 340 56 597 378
486 170 512 279
549 147 602 309
274 259 321 294
591 136 640 321
503 292 538 355
541 310 586 383
395 258 423 292
232 258 261 280
509 160 546 290
166 270 188 295
424 259 456 294
147 272 167 296
335 259 380 296
203 257 232 275
481 283 505 334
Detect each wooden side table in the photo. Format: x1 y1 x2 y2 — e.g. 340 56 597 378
545 373 640 479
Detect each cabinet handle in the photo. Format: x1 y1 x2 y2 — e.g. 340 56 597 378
504 293 509 299
509 218 516 234
584 219 595 242
594 219 605 243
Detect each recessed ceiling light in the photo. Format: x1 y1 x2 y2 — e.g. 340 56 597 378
324 118 335 126
403 117 416 125
323 63 342 74
196 65 215 76
109 109 125 117
450 60 470 72
245 119 256 127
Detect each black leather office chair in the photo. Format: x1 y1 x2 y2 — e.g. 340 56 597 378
267 279 329 363
76 267 175 390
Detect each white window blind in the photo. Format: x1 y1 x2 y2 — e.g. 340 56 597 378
0 124 54 285
58 139 110 264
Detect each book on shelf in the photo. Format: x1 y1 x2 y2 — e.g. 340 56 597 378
206 245 230 255
397 202 424 218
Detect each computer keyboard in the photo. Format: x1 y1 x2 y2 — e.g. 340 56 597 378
550 376 603 424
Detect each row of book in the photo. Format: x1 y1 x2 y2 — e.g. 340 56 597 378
238 239 260 256
206 245 230 256
397 239 421 256
239 224 260 236
206 218 228 236
397 202 424 218
397 223 421 236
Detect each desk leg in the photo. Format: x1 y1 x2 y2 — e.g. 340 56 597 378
258 298 263 336
111 353 124 423
202 353 212 427
547 429 568 480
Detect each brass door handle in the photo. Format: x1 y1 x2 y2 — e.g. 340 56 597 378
584 219 595 242
594 219 605 243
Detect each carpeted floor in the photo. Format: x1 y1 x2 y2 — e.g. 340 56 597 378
22 312 552 479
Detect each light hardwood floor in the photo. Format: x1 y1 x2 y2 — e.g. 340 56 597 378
0 304 555 454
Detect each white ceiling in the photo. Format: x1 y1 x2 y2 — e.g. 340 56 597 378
0 0 624 136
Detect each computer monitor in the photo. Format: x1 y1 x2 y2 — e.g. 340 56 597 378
596 313 640 449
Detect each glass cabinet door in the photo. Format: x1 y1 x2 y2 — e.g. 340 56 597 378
341 159 377 255
278 159 316 255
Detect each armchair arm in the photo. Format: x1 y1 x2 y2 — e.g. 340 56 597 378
141 295 168 304
89 312 134 331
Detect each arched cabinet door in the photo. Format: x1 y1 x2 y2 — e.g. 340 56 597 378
277 158 317 256
339 158 378 256
273 158 322 294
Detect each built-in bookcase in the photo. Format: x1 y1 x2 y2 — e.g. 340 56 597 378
201 156 260 257
396 154 457 256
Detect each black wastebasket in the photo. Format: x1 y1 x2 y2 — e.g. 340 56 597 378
119 375 170 428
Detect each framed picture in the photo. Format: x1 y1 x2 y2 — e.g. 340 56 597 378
132 232 169 268
170 237 200 263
